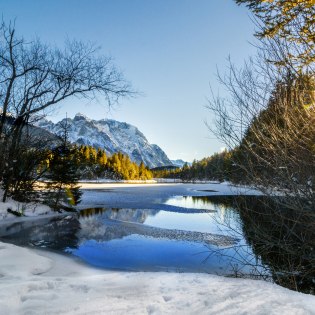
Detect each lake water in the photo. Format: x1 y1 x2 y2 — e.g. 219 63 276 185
69 198 252 274
2 184 313 293
2 194 261 276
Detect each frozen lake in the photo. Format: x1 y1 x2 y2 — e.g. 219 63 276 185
3 183 265 276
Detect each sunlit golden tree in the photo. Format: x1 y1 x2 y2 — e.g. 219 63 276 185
236 0 315 67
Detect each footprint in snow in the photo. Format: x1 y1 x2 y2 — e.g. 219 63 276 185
163 295 172 302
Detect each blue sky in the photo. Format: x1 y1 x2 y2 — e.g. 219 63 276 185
1 0 255 161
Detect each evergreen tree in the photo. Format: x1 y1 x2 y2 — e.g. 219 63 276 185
44 120 82 210
236 0 315 67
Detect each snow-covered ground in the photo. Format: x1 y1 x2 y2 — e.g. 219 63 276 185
0 241 315 315
0 182 314 314
0 191 53 221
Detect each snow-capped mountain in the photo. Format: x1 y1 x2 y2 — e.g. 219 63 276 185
171 159 191 168
36 113 172 168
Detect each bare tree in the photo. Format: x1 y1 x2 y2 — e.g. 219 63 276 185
0 21 132 201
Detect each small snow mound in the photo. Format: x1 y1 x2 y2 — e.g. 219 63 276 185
0 242 53 278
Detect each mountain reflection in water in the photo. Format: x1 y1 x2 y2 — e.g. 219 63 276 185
2 199 248 274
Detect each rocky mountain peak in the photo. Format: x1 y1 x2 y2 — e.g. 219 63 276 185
36 114 172 168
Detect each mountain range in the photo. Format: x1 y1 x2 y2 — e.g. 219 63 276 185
36 113 175 168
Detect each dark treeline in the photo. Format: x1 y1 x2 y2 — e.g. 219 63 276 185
154 74 315 188
152 150 237 182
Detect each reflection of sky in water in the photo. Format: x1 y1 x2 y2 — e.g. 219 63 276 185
67 235 256 274
66 196 256 273
68 236 213 272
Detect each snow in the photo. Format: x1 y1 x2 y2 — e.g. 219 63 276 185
0 191 52 221
0 241 314 315
77 181 262 195
0 190 70 237
78 179 158 184
0 182 314 314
